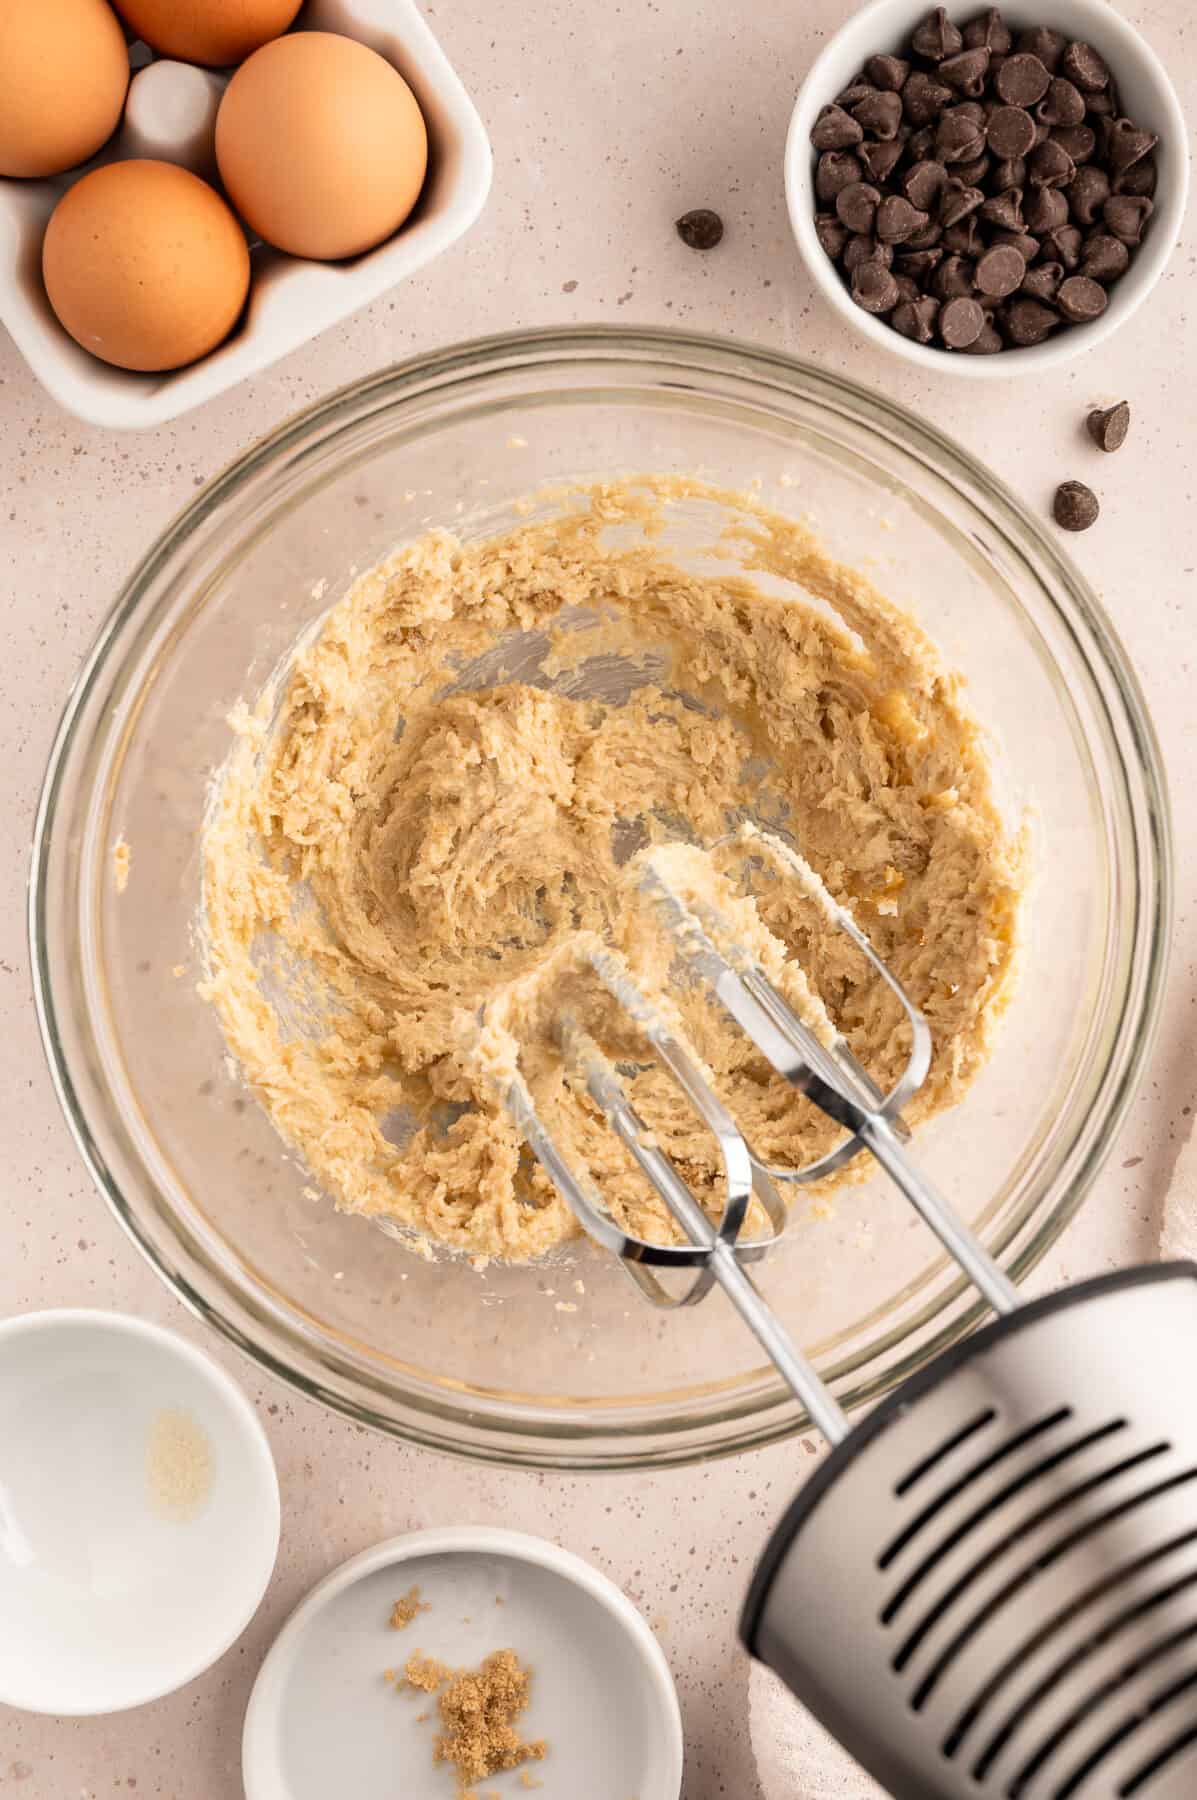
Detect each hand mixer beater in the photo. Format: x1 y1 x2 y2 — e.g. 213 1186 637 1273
497 829 1197 1800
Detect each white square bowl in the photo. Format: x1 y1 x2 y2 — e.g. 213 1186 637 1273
0 0 492 428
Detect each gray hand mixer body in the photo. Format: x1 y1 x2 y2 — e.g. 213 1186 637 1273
497 837 1197 1799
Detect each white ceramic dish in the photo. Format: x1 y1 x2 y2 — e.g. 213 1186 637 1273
0 0 492 429
0 1309 279 1715
242 1527 685 1800
785 0 1189 377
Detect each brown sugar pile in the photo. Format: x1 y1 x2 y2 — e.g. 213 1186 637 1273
390 1586 430 1631
401 1651 452 1693
435 1650 546 1793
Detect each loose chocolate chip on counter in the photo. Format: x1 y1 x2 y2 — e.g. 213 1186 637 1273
932 253 975 299
992 154 1028 189
940 179 985 226
975 242 1026 296
1025 185 1069 233
1079 232 1129 282
1028 138 1075 187
1053 480 1099 530
852 88 904 139
676 208 724 250
1115 157 1157 197
1068 165 1110 225
1103 193 1153 245
1105 117 1159 176
1016 27 1067 71
940 48 992 97
1061 41 1110 93
815 213 850 260
940 294 986 347
835 180 882 233
876 194 930 242
962 319 1004 353
1037 77 1085 128
1087 400 1130 452
866 53 911 91
996 53 1051 107
859 138 906 183
1056 274 1107 321
815 150 863 203
904 158 948 210
911 7 963 60
1021 258 1064 301
891 294 941 342
1000 296 1060 344
1052 123 1096 163
811 104 865 150
843 232 891 272
964 8 1012 54
986 104 1037 159
851 259 901 313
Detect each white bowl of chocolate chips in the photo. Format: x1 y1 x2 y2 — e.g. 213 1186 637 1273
786 0 1188 371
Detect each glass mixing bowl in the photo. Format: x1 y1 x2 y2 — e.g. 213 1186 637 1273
30 328 1170 1469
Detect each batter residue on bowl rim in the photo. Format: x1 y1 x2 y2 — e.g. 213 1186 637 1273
199 476 1026 1262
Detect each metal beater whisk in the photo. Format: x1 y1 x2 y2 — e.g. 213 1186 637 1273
496 829 1197 1800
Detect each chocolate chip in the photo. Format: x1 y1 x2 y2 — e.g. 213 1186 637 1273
895 247 944 280
843 232 892 272
904 158 948 210
814 213 850 260
1106 117 1158 176
1021 259 1063 301
905 218 945 250
979 186 1025 230
875 195 929 243
676 209 724 250
1068 164 1110 225
835 181 882 233
1000 296 1060 343
996 53 1051 106
1025 185 1069 233
1053 480 1099 530
1056 274 1107 321
866 53 911 91
954 151 992 186
852 88 905 139
939 179 985 226
940 47 991 97
815 151 863 203
993 155 1027 188
1041 222 1082 268
962 319 1004 353
1016 27 1067 72
942 215 986 256
903 70 953 127
859 138 906 183
937 109 987 161
811 103 865 151
975 242 1026 296
986 103 1036 159
1079 231 1129 282
1086 400 1130 452
1114 156 1157 198
911 7 963 60
1085 87 1117 118
990 228 1041 264
851 260 901 313
891 294 941 342
1028 138 1075 187
932 253 975 299
1052 123 1096 164
836 80 878 109
1037 77 1085 128
963 9 1012 54
892 272 922 303
938 294 985 346
1061 41 1109 92
954 100 988 125
1103 193 1153 245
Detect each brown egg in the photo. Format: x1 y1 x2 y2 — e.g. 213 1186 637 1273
42 160 250 371
215 32 428 261
0 0 129 179
111 0 302 68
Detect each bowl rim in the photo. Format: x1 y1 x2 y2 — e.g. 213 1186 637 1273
28 324 1174 1469
0 1306 280 1714
784 0 1191 378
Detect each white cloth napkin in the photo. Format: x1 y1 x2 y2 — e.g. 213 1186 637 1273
750 1102 1197 1798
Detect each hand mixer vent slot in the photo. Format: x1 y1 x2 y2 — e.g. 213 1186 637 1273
1046 1664 1197 1799
1119 1720 1197 1795
893 1407 998 1498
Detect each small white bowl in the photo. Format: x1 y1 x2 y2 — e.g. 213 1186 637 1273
243 1527 684 1800
0 0 492 428
0 1309 279 1715
785 0 1189 376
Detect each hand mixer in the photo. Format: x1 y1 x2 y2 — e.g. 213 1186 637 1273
496 830 1197 1800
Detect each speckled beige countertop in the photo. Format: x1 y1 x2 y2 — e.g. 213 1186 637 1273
2 2 1195 1795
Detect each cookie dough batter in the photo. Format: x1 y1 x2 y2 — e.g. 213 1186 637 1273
200 478 1024 1260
